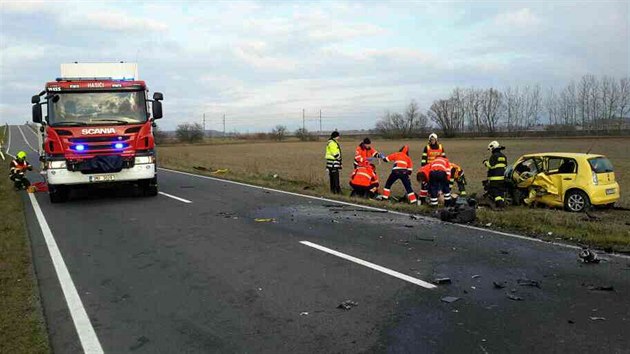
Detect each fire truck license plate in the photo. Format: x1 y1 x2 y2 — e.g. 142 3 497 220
90 175 115 182
606 188 616 195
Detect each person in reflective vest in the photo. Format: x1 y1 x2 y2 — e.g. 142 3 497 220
349 161 379 198
353 137 382 169
416 156 452 207
381 145 417 204
449 162 467 196
9 150 33 190
420 133 446 166
484 141 508 208
325 131 342 194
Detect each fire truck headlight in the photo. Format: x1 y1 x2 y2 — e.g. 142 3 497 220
48 161 67 169
134 156 154 164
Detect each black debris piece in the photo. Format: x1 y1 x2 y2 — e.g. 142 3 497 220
409 215 421 220
434 277 452 285
517 278 541 288
403 225 414 228
500 250 510 255
506 294 523 301
441 296 460 303
567 320 575 324
578 248 600 264
589 285 615 292
416 236 435 242
337 300 359 310
193 166 209 171
493 281 507 289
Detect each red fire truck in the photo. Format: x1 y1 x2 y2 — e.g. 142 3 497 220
31 63 164 203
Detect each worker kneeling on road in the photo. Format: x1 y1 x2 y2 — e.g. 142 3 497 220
417 156 453 207
484 141 508 208
349 161 379 198
9 151 33 190
381 145 417 204
449 162 467 196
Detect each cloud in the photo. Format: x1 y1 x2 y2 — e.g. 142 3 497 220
74 10 168 32
0 0 48 13
493 8 542 28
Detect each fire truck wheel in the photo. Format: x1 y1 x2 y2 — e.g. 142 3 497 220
49 185 69 203
140 177 158 197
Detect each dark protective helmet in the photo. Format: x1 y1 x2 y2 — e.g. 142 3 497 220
362 137 371 145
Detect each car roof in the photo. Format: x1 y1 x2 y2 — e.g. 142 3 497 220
520 152 605 160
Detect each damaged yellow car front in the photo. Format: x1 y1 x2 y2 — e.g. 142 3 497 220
507 153 620 212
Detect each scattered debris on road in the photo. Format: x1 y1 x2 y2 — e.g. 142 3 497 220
588 285 615 292
193 166 208 171
589 316 606 321
129 336 150 351
300 312 309 316
485 223 492 227
493 281 507 289
578 248 600 264
506 293 523 301
403 225 414 228
416 236 435 242
210 168 229 174
500 250 510 255
471 275 481 279
517 278 541 288
441 296 460 303
337 300 359 310
434 277 452 285
255 218 275 222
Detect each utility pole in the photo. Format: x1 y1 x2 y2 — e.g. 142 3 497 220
319 109 322 137
202 113 206 136
222 114 226 138
302 109 305 131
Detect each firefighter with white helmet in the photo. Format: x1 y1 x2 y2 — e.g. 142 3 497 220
484 141 507 207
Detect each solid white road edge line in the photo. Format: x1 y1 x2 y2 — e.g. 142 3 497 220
27 194 104 354
300 241 436 289
158 191 193 204
158 167 630 260
17 125 38 153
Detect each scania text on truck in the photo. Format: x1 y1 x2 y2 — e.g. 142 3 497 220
31 63 164 203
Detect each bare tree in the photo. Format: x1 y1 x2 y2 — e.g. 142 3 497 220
403 100 428 137
481 88 502 134
295 127 315 141
523 84 542 127
545 88 560 126
375 101 427 138
464 88 484 132
618 77 630 119
271 125 287 141
428 89 465 137
176 123 204 143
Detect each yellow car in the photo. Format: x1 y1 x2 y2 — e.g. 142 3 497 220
506 153 620 212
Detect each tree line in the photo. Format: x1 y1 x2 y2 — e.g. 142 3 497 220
375 75 630 138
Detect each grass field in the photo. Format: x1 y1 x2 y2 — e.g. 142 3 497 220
0 128 50 353
158 136 630 252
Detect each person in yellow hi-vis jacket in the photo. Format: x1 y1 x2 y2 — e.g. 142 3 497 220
325 131 342 194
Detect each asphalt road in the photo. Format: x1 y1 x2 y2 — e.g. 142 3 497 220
5 125 630 353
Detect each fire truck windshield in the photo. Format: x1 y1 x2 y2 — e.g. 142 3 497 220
48 90 148 126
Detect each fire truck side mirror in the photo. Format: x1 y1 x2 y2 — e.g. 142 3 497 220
152 100 163 120
32 104 42 123
153 92 163 101
31 95 40 104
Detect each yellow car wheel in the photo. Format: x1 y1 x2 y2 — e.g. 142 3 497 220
564 190 590 212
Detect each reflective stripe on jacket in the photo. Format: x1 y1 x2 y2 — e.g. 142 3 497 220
384 146 413 172
354 144 378 166
485 150 507 181
421 143 445 165
430 157 451 180
350 166 379 187
325 139 342 169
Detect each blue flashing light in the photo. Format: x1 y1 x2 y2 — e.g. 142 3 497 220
114 143 124 149
75 144 85 151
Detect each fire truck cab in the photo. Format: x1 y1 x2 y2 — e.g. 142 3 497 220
31 63 164 203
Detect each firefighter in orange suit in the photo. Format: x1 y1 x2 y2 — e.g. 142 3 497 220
381 145 417 204
353 137 382 169
417 156 453 207
419 133 446 199
349 161 379 198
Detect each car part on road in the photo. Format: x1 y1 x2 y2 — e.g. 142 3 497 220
255 218 275 222
337 300 359 310
493 281 507 289
434 277 452 285
517 278 541 288
588 285 614 292
440 296 460 303
578 248 600 264
590 316 606 321
506 293 523 301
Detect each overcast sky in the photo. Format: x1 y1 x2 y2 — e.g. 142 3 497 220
1 0 628 132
